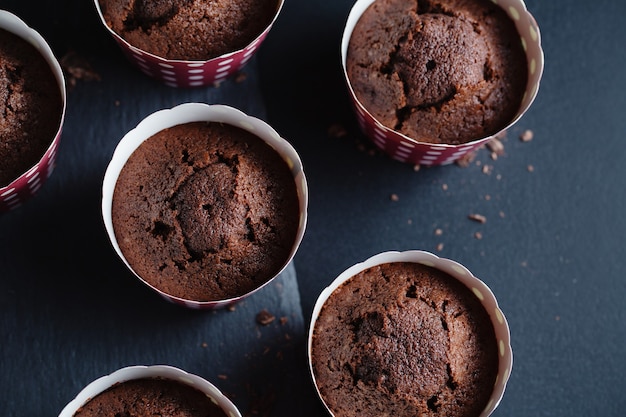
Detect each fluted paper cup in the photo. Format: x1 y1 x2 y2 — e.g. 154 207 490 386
102 103 308 309
94 0 284 88
308 250 512 417
0 11 66 212
341 0 543 165
58 365 242 417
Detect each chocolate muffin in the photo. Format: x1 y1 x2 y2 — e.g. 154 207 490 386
311 262 499 417
72 378 228 417
111 121 300 302
0 28 63 186
346 0 528 144
98 0 280 60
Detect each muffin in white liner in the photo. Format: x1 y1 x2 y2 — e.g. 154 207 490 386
93 0 285 87
0 10 66 212
341 0 544 165
308 250 512 417
102 103 308 309
58 365 241 417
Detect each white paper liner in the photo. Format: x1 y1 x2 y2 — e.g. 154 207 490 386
308 250 512 417
102 103 308 309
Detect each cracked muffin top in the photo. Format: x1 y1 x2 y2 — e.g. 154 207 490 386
0 29 62 187
111 122 300 302
311 262 498 417
72 378 228 417
98 0 280 60
346 0 527 144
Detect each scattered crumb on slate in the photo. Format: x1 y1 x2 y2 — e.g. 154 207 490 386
256 309 275 326
390 193 399 202
235 72 247 83
328 123 348 138
455 151 477 167
60 50 101 89
468 213 487 224
520 129 534 142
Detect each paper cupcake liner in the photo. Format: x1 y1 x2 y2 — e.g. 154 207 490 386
341 0 544 166
58 365 242 417
0 11 66 212
308 250 512 417
93 0 284 88
102 103 308 310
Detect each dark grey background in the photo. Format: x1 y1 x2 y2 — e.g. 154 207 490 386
1 0 625 416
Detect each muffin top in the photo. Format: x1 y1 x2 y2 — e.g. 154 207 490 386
99 0 280 60
347 0 528 144
0 29 62 187
311 262 498 417
72 378 228 417
111 122 300 302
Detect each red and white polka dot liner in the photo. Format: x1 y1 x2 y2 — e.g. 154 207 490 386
341 0 544 166
0 11 66 213
308 250 512 417
102 103 308 310
94 0 284 88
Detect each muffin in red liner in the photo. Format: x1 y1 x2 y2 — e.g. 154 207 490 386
341 0 544 165
102 103 308 310
0 11 66 212
58 365 242 417
308 250 512 417
94 0 284 88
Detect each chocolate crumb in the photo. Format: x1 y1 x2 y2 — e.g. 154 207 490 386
486 137 505 155
455 151 477 167
218 374 228 380
279 316 288 325
520 129 534 142
413 164 421 172
201 342 208 348
227 304 237 312
235 71 247 83
468 213 487 224
436 243 444 251
474 231 483 239
256 309 275 326
527 164 535 172
60 50 101 89
328 123 348 138
390 193 399 202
